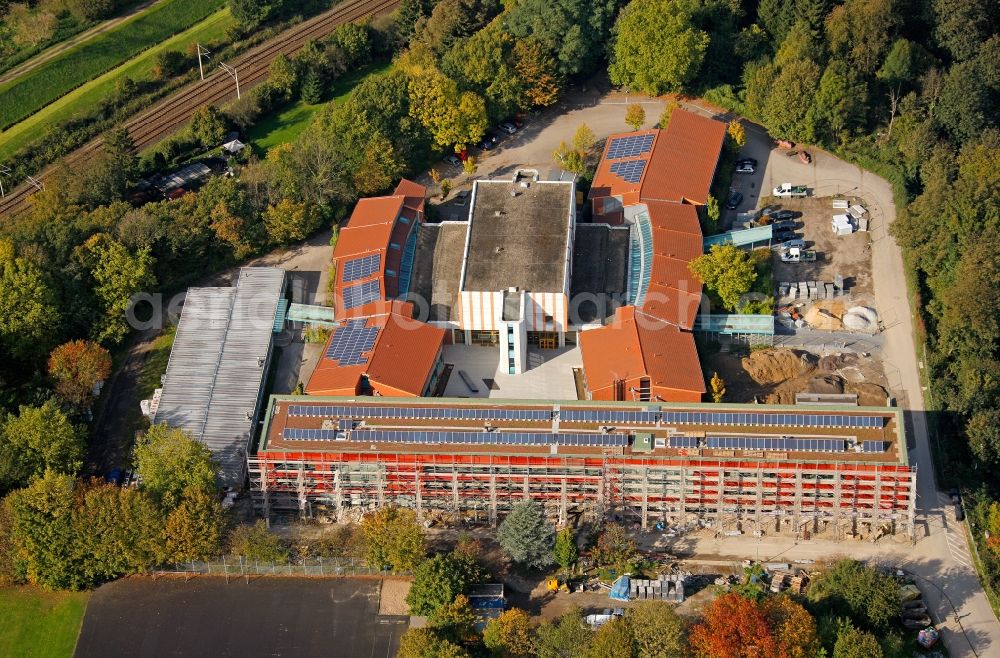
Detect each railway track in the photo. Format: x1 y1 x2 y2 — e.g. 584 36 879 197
0 0 399 218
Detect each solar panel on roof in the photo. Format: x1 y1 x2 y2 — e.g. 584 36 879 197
609 159 647 183
342 279 380 310
862 441 886 453
342 253 381 282
607 134 655 159
325 319 379 366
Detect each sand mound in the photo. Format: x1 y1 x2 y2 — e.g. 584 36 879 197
846 382 889 407
807 374 846 395
818 353 858 372
742 349 814 385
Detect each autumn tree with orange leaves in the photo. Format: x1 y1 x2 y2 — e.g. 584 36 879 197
47 339 111 407
689 592 819 658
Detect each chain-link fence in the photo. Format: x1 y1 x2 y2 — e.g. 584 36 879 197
152 557 408 580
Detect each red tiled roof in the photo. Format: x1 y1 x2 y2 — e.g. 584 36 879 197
644 201 702 236
332 179 425 317
306 302 444 397
579 306 705 397
641 110 727 205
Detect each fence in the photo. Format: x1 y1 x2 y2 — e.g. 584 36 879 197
151 557 409 581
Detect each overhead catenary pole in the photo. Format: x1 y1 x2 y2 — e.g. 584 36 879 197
220 62 240 99
0 165 9 198
196 44 211 81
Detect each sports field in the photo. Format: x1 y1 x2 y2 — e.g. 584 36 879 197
0 9 234 162
0 0 225 130
0 586 89 658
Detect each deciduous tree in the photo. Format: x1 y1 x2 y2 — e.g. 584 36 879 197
3 471 80 590
624 601 688 657
763 58 821 142
429 594 478 645
73 233 155 345
592 523 637 573
497 500 554 569
360 505 426 571
535 607 593 658
47 340 111 407
689 244 757 312
832 620 883 658
483 607 535 657
968 410 1000 464
553 527 578 572
807 559 900 630
397 628 470 658
134 424 218 508
513 38 561 108
0 244 61 362
263 199 320 245
164 487 225 562
189 105 228 149
0 401 84 492
587 616 632 658
689 592 779 658
625 103 646 131
710 372 726 403
405 552 485 615
609 0 709 95
228 520 289 563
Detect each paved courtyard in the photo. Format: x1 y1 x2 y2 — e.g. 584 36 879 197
441 344 582 399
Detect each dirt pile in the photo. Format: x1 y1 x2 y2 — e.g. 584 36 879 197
846 382 889 407
807 374 846 394
741 349 814 385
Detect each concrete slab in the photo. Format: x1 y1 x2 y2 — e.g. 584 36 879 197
441 344 581 399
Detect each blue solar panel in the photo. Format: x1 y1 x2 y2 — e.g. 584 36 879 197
609 159 647 183
325 319 379 366
705 436 847 453
347 429 626 447
283 428 341 441
560 409 660 424
342 279 380 309
668 436 700 449
342 253 380 282
287 405 552 422
607 134 655 160
861 441 887 453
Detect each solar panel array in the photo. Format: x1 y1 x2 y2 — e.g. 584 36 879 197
706 436 846 453
284 428 341 441
610 159 647 183
342 254 380 282
342 279 380 310
668 436 700 449
287 404 552 422
561 409 661 425
607 134 655 159
661 411 883 429
350 429 628 447
324 319 379 366
861 441 887 453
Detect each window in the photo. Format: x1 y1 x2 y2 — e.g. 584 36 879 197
399 216 410 225
386 269 397 277
390 243 401 250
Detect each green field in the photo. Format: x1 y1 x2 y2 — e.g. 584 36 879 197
0 586 89 658
247 62 393 151
0 0 225 130
0 9 234 162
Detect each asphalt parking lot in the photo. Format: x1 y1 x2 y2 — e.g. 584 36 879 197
74 577 407 658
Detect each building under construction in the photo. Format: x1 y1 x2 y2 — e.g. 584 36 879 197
249 397 916 539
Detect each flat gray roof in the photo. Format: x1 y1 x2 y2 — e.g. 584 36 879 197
461 179 573 293
153 267 285 485
570 223 629 323
409 223 468 322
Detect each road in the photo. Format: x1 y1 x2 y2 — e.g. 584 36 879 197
0 0 400 218
0 0 165 87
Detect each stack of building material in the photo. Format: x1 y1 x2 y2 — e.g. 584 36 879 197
832 214 854 235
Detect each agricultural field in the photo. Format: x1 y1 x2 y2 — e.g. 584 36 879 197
0 586 89 658
0 0 225 130
0 9 235 162
248 61 393 152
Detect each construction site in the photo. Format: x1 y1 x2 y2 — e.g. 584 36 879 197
248 397 916 540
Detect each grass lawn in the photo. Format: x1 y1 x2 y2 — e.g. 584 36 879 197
138 326 176 400
0 8 234 162
247 61 393 152
0 0 225 130
0 586 89 658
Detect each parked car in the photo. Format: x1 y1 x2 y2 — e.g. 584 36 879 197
478 138 496 150
445 154 462 167
726 189 743 209
735 162 756 174
768 209 798 221
773 228 796 242
799 150 812 164
737 158 758 167
955 502 965 522
771 219 797 231
498 122 517 134
949 488 961 504
779 238 806 250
